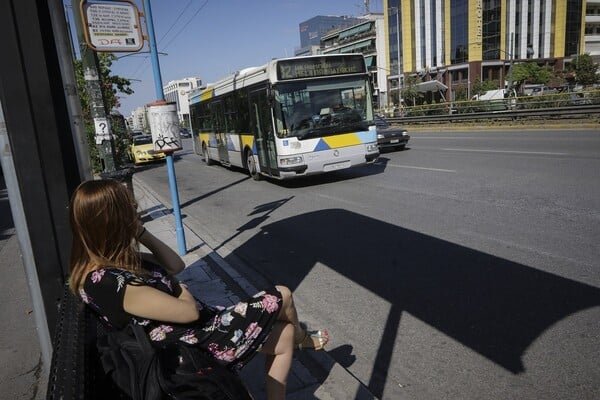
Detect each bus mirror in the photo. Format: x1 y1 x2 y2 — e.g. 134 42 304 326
267 86 274 105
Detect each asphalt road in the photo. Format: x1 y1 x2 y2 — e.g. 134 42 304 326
135 128 600 400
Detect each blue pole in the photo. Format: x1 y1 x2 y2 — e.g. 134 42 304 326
143 0 187 255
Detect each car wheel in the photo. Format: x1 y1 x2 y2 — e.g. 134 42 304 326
246 149 262 181
202 144 214 165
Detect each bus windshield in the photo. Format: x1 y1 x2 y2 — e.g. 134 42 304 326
274 76 373 139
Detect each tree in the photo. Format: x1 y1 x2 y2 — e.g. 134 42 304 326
401 75 423 106
73 53 133 172
511 62 553 88
472 78 500 96
568 54 599 86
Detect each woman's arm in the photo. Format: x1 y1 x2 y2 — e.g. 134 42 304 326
137 224 185 274
123 282 198 323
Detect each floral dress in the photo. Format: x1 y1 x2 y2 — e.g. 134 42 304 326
79 264 282 370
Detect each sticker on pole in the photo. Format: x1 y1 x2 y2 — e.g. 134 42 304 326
147 102 182 153
80 0 144 52
93 117 112 144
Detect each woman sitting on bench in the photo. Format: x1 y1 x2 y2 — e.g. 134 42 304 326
68 179 329 400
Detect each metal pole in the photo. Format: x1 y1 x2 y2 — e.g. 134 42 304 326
0 103 52 376
396 8 401 105
508 32 514 95
49 0 93 180
143 0 187 255
71 3 117 173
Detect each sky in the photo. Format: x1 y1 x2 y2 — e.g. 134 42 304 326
67 0 384 116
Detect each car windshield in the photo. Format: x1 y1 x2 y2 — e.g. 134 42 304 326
133 136 153 145
274 76 373 139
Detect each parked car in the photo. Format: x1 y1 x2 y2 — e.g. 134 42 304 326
128 134 166 165
179 128 191 138
374 115 410 150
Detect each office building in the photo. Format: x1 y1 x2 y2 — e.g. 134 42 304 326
384 0 586 103
296 15 363 56
586 0 600 62
319 14 389 108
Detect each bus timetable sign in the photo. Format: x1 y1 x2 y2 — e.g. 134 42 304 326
80 0 144 52
277 56 366 80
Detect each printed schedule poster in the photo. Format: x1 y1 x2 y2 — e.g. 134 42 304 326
82 1 143 52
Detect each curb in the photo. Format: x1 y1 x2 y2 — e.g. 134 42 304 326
132 176 377 400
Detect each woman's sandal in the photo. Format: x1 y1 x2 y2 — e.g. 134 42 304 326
296 329 329 351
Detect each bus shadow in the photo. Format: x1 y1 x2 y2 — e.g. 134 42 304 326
272 158 389 189
227 209 600 398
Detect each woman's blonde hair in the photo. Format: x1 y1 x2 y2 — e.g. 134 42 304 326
69 179 141 293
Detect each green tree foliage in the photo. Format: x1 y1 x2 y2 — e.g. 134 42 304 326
472 78 500 96
511 62 553 86
568 54 599 86
401 75 423 106
73 53 133 172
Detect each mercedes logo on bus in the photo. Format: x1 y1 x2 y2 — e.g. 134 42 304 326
333 150 340 157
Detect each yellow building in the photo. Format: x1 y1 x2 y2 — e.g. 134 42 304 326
384 0 586 103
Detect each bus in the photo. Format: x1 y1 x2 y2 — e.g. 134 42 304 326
189 54 379 180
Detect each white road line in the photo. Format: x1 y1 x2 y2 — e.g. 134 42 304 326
441 148 568 155
387 164 456 173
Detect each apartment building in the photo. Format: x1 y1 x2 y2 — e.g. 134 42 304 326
163 77 203 128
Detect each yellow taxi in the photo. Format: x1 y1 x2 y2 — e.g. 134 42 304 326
128 134 166 165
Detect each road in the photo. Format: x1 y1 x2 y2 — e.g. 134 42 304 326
134 128 600 400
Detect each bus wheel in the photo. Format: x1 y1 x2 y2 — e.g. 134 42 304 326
202 144 214 165
246 149 262 181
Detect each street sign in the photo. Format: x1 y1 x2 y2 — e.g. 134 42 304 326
80 0 144 52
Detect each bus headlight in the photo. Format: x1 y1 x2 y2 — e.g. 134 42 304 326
280 156 304 166
366 143 378 152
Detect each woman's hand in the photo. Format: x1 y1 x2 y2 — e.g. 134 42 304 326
137 225 185 274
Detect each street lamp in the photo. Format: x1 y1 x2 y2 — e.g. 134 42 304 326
482 32 516 95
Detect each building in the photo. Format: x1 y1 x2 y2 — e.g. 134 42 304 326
163 77 203 128
129 106 147 132
319 14 389 109
296 15 363 56
585 0 600 62
384 0 586 104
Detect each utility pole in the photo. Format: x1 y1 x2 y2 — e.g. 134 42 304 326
71 4 117 173
508 32 514 95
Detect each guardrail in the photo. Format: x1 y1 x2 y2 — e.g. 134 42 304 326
386 104 600 125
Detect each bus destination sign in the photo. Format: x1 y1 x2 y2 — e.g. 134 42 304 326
277 56 366 80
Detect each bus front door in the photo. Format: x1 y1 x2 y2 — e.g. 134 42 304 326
249 89 277 176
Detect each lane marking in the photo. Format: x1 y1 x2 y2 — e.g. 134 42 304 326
441 148 568 156
387 164 456 173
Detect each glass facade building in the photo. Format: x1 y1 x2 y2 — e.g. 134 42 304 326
383 0 585 104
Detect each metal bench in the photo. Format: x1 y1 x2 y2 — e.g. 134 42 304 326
46 286 129 399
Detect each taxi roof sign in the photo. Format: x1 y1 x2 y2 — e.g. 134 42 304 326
80 0 144 52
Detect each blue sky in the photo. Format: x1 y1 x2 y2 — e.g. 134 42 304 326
71 0 383 116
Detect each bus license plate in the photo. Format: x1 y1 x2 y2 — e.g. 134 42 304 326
324 160 351 172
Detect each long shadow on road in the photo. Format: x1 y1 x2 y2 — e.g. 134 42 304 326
227 208 600 398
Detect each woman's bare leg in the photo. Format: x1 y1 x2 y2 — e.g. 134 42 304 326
260 321 295 400
275 285 328 348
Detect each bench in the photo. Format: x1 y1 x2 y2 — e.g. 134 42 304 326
45 286 129 399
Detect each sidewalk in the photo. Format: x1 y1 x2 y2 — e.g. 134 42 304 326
133 177 376 400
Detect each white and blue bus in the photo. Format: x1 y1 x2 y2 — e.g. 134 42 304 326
189 54 379 180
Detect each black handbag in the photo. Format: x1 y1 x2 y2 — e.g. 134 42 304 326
97 323 253 400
